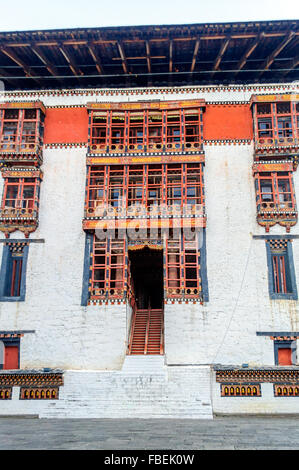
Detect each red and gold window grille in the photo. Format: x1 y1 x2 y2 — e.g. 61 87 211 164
90 236 126 300
88 105 203 153
165 233 201 299
252 98 299 148
1 177 39 213
85 163 204 217
255 171 296 212
0 108 44 152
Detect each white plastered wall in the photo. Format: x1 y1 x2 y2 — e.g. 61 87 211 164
0 83 298 371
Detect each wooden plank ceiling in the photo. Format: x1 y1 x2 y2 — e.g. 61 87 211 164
0 20 298 90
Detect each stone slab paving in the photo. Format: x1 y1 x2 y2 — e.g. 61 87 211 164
0 417 299 450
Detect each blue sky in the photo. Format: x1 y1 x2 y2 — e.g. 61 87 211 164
0 0 298 32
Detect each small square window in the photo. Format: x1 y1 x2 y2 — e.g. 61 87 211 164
274 340 296 366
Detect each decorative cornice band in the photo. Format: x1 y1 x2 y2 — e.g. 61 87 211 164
44 143 87 149
3 83 298 99
204 139 252 145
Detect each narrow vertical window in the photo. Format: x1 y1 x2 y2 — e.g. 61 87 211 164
266 239 298 300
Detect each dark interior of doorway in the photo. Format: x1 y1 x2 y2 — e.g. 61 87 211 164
129 247 163 309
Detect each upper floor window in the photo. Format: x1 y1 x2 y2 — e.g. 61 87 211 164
2 177 37 211
0 103 45 154
256 172 296 211
251 96 298 149
85 163 204 217
87 100 205 153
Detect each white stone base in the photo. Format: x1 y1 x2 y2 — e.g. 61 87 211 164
0 362 213 419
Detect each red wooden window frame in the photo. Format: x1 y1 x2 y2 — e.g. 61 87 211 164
256 172 296 211
271 252 292 294
165 233 200 298
2 177 38 211
86 163 204 214
90 236 126 300
89 107 203 151
0 108 41 151
254 101 298 146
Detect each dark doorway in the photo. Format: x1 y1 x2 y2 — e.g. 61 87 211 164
129 247 163 309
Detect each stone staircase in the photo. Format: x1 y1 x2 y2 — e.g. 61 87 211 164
36 357 213 419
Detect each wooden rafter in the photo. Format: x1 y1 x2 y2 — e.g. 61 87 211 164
58 44 83 76
258 31 295 77
117 41 128 74
0 46 42 85
281 54 299 76
145 41 151 73
169 40 173 73
87 43 103 74
31 45 60 77
234 33 264 76
211 37 230 77
190 39 200 73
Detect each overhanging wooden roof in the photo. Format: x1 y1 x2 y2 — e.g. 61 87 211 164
0 20 298 90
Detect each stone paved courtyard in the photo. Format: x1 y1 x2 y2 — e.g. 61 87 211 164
0 416 299 450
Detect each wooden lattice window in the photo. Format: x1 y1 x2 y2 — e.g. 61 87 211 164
128 165 145 206
85 163 204 215
165 233 200 299
110 112 125 149
147 111 163 148
184 109 201 148
0 108 41 151
107 166 126 207
253 100 298 147
88 104 204 152
128 111 145 149
90 236 126 299
90 111 108 150
2 177 37 211
277 102 293 138
256 172 296 211
166 110 181 147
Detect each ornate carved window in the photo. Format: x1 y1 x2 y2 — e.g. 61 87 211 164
84 163 204 220
251 95 298 151
0 102 45 164
87 100 205 155
165 233 201 300
253 163 297 232
0 169 42 237
89 235 126 302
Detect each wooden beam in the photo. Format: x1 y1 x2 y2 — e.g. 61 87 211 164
31 46 60 77
190 39 200 72
234 33 264 77
145 41 151 73
169 40 173 73
259 31 295 77
58 44 83 76
210 37 230 77
87 43 103 74
0 46 42 85
117 41 128 74
280 54 299 76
